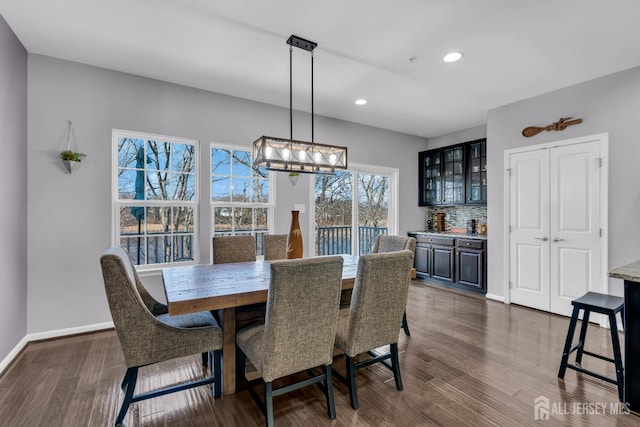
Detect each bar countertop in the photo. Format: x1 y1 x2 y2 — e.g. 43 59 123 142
609 260 640 282
407 231 488 241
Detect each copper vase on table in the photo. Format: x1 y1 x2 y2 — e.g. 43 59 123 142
287 210 303 259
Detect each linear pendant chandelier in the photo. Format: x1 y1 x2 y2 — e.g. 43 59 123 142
253 35 348 174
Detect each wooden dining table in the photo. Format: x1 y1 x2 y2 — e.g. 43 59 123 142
161 254 360 395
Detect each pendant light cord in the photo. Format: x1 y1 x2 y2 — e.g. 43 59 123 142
311 51 314 143
289 45 293 141
288 38 315 143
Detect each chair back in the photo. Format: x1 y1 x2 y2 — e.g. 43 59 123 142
212 235 256 264
263 234 288 260
100 246 164 367
261 256 344 382
343 250 413 356
373 235 416 257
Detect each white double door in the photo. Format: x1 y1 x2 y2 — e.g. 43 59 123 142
507 135 606 316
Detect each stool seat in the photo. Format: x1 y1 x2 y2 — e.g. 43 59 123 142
558 291 625 402
572 292 624 313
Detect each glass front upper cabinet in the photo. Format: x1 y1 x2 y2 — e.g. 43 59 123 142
442 145 465 204
418 138 486 206
465 139 487 204
419 150 442 205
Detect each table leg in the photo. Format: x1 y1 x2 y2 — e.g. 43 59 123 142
223 307 236 395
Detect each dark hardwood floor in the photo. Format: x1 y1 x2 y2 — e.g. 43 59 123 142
1 280 638 426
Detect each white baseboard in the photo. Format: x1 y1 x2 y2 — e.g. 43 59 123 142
485 293 505 303
26 321 114 342
0 321 114 376
0 336 29 376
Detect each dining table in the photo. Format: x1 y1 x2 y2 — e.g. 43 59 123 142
162 254 360 395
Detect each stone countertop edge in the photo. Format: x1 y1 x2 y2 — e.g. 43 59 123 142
609 260 640 282
407 231 488 241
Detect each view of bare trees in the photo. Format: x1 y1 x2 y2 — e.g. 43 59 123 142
211 148 269 233
117 137 196 264
315 171 388 227
358 173 389 227
315 172 352 226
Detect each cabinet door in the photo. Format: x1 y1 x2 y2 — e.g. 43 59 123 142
457 249 484 289
414 245 431 275
419 150 443 205
431 245 454 282
466 139 487 204
442 145 465 204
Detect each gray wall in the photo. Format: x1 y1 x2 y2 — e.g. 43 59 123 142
27 54 427 334
487 65 640 298
0 16 28 362
427 124 487 150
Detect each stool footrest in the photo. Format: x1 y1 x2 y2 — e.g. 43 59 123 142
582 350 616 364
564 363 619 385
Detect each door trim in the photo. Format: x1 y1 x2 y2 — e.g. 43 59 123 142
503 133 609 314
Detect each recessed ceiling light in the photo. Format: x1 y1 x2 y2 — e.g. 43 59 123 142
355 99 367 106
443 52 463 63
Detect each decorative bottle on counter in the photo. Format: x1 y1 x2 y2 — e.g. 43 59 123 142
436 212 446 232
287 210 303 259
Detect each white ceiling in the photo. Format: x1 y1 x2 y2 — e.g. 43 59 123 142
2 0 640 138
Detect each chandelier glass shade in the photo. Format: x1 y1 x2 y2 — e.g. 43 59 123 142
253 35 348 174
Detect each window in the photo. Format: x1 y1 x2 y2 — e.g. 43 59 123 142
314 164 397 256
113 130 198 267
211 145 273 255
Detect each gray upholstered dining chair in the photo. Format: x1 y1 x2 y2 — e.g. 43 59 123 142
236 256 344 427
212 235 256 264
263 234 288 260
100 247 223 426
212 234 263 328
333 250 414 410
372 234 416 336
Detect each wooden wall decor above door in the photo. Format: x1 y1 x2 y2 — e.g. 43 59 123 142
522 117 582 137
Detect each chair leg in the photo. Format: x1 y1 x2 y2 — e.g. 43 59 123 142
401 310 410 336
201 352 208 367
575 310 591 365
390 343 403 391
115 367 138 426
237 347 247 386
558 305 581 379
608 313 625 402
324 365 337 419
345 355 359 410
212 349 222 398
264 381 274 427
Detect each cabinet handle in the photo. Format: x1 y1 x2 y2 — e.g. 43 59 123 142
534 236 548 241
553 237 565 242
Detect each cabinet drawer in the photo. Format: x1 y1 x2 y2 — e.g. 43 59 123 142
416 235 455 246
456 239 484 249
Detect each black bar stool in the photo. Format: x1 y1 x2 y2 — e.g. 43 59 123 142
558 292 625 401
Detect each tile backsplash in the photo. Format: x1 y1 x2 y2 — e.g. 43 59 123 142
426 206 487 231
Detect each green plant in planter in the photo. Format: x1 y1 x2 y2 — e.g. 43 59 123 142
60 150 87 162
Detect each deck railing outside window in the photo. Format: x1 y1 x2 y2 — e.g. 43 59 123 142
316 226 388 256
124 226 388 264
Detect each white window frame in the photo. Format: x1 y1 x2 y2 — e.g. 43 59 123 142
210 142 275 259
112 129 200 271
308 162 399 256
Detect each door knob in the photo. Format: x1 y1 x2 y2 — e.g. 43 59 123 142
534 237 548 241
553 237 565 242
